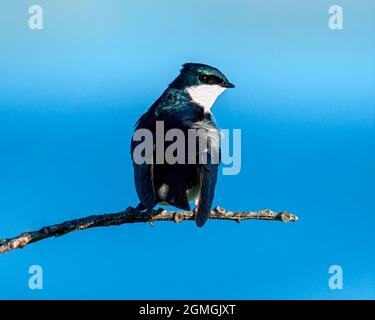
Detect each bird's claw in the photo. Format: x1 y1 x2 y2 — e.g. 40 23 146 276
147 208 165 227
147 209 156 227
148 217 155 227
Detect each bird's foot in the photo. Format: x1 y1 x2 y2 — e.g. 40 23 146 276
146 208 165 227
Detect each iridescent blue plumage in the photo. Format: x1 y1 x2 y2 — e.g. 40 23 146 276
131 63 235 227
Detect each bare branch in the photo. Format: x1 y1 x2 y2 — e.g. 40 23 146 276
0 206 298 254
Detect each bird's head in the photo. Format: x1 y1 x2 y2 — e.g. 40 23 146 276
169 63 235 111
170 63 235 90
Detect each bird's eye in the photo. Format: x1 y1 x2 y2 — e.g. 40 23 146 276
198 74 224 85
198 74 208 83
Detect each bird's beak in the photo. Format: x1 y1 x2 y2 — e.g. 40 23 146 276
223 82 235 88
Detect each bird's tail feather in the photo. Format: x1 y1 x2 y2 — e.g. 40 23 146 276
195 207 210 227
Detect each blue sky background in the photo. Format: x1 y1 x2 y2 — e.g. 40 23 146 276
0 0 374 299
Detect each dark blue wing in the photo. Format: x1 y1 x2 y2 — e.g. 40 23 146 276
132 162 157 209
130 112 157 209
195 152 219 227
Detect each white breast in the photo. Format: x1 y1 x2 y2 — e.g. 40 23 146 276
186 85 226 113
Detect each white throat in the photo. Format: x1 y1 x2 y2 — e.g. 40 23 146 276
186 85 226 113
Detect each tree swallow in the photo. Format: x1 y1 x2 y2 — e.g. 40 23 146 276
131 63 235 227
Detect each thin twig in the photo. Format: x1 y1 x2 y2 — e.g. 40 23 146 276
0 206 298 254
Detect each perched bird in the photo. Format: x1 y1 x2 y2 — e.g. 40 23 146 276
131 63 235 227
